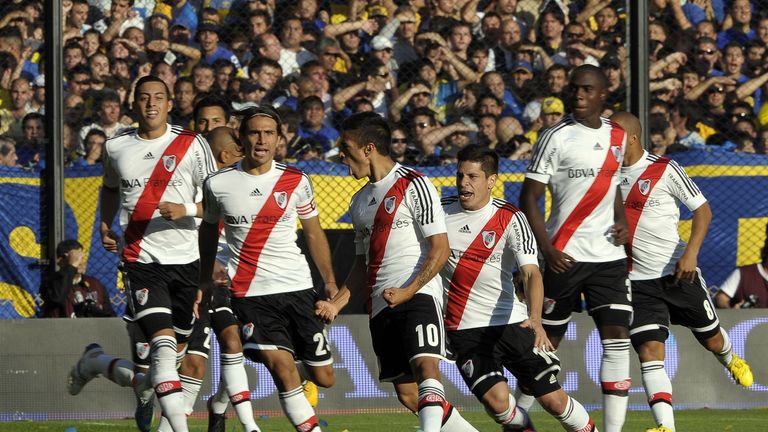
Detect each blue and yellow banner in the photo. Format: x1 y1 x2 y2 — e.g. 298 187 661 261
1 152 767 319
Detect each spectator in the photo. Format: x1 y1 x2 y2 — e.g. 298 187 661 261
171 77 196 128
297 95 338 153
78 91 131 153
716 232 768 308
0 137 18 167
716 0 754 49
279 16 315 76
83 129 106 165
197 21 240 68
16 112 43 167
0 77 32 139
40 239 115 318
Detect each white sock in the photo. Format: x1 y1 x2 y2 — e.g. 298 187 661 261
641 361 674 431
150 336 188 432
554 396 595 432
490 394 527 428
156 416 171 432
222 353 259 431
180 374 202 416
514 388 536 411
279 386 320 431
417 378 448 432
714 327 734 366
210 379 229 415
440 404 478 431
600 339 631 432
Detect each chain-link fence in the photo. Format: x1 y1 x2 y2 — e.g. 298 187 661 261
1 0 768 317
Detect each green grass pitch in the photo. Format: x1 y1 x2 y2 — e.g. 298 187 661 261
5 409 767 431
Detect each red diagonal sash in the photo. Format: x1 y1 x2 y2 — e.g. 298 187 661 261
230 168 303 298
445 206 515 330
123 131 196 262
366 170 421 315
623 158 670 271
551 124 624 251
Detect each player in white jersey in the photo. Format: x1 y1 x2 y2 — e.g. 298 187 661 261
611 112 753 432
519 65 632 432
442 145 598 432
200 106 337 432
316 112 477 432
67 76 216 432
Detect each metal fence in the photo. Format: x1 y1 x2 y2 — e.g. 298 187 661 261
1 1 768 317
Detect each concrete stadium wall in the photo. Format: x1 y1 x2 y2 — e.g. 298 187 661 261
1 312 767 421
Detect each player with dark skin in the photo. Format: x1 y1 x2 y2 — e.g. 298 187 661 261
519 66 630 349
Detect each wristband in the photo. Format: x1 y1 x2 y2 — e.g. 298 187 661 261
184 203 198 217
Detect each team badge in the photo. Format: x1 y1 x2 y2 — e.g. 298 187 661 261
162 155 177 172
242 323 255 340
638 179 651 196
136 342 150 360
610 145 622 162
543 297 556 314
135 288 149 306
384 196 397 214
273 191 288 209
482 231 496 249
461 359 474 377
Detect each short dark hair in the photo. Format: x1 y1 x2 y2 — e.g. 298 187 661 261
457 144 499 175
341 112 391 156
56 239 83 257
0 138 14 156
22 112 44 127
193 95 231 123
133 75 171 100
96 90 121 109
238 105 283 140
571 64 608 90
299 95 323 112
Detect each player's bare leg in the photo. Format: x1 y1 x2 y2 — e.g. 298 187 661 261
700 327 753 387
260 349 320 432
410 356 478 432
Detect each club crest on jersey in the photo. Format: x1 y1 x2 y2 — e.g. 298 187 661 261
136 342 150 360
162 155 177 172
384 196 397 214
543 297 556 314
135 288 149 306
273 191 288 209
461 359 474 377
638 179 651 196
242 323 255 340
610 145 622 162
482 231 497 249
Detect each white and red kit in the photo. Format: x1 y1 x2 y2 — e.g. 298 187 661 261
526 115 627 262
202 161 318 298
349 163 447 318
103 125 216 264
441 197 539 331
619 151 707 280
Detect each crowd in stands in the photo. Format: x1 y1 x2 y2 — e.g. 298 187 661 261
1 0 768 171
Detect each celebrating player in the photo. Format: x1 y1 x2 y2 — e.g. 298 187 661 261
199 106 337 432
69 75 217 432
318 112 477 432
611 112 753 432
441 145 598 431
519 65 632 432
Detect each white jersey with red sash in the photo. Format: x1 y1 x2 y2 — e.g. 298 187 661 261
526 115 627 262
620 151 707 280
441 197 538 331
202 160 318 298
103 125 216 264
349 163 447 318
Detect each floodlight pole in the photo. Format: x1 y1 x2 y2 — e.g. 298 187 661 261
629 0 649 149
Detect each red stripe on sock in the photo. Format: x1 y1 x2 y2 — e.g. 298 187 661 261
155 380 182 397
296 415 318 432
649 391 672 405
230 391 251 405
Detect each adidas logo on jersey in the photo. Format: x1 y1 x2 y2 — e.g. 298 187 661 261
250 188 263 197
458 225 471 233
143 152 155 160
620 177 630 186
368 196 377 206
593 143 603 150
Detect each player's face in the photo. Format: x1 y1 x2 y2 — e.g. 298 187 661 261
134 81 172 134
456 161 496 210
195 106 227 134
338 133 370 180
568 70 606 122
242 115 278 168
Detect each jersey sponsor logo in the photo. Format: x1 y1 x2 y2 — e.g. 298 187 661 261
593 143 603 150
225 214 290 225
461 359 474 377
482 230 496 249
120 178 184 189
135 342 150 360
162 155 177 172
543 297 556 314
383 196 397 214
242 322 254 340
360 218 411 238
273 191 288 209
638 179 651 196
566 168 613 179
459 224 471 234
368 196 377 206
450 248 502 264
250 188 262 197
142 152 154 160
135 288 149 306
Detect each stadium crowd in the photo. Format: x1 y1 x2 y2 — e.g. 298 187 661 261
1 0 768 171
